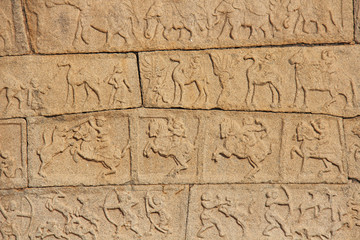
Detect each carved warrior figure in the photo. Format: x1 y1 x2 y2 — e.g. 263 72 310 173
170 55 208 106
197 192 251 238
212 117 271 179
37 116 130 177
290 118 344 177
143 117 196 177
0 148 22 179
209 52 237 105
244 53 282 108
351 125 360 163
289 49 357 110
0 197 33 240
105 65 132 106
32 191 97 240
46 0 139 48
145 193 171 235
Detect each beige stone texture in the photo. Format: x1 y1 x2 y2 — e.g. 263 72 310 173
133 109 205 184
344 117 360 181
0 118 27 189
0 185 188 240
140 45 360 117
28 110 133 187
186 184 360 240
0 0 30 56
0 53 141 118
24 0 353 54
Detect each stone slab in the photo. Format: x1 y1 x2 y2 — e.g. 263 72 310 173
0 53 141 118
0 118 27 189
202 111 347 184
24 0 353 54
133 109 205 184
28 111 134 187
0 0 30 56
0 185 188 240
186 184 360 240
344 117 360 181
139 45 360 117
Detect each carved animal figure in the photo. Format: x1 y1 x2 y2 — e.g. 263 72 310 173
289 50 357 110
0 8 13 53
143 118 195 177
244 53 282 108
37 126 70 178
64 217 97 240
0 73 25 113
144 0 203 41
32 221 69 240
45 192 75 223
212 118 272 179
170 55 208 106
46 0 138 47
290 119 344 176
288 0 339 34
58 63 103 108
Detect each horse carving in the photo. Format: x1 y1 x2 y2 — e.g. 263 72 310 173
143 118 195 177
212 117 272 179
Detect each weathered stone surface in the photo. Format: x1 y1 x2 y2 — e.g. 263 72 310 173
133 109 204 184
0 185 188 240
24 0 353 54
0 53 141 118
0 118 27 189
28 111 133 187
0 0 30 56
186 184 360 240
344 117 360 181
203 111 347 184
140 45 360 117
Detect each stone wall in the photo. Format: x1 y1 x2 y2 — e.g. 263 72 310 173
1 0 360 239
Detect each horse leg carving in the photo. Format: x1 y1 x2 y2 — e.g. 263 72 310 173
244 157 260 179
178 83 185 105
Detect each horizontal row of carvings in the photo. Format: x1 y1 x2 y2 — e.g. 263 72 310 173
2 108 360 189
0 183 360 239
3 45 360 118
0 0 357 56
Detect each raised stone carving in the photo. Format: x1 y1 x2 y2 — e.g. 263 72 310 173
344 118 360 181
203 111 281 183
135 110 202 184
0 0 29 56
28 112 132 187
282 115 346 183
0 54 141 118
187 184 360 239
0 119 27 189
24 0 353 53
140 46 360 117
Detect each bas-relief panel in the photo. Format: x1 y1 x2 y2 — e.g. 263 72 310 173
0 54 141 118
0 185 188 240
140 46 360 117
24 0 353 53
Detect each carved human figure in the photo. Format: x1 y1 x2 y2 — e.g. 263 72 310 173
76 196 99 230
244 53 282 108
263 188 292 237
105 65 132 106
0 149 17 179
27 78 49 112
170 55 208 106
143 117 195 177
209 52 237 105
212 0 239 40
351 125 360 162
289 50 357 110
145 193 171 235
197 192 228 238
0 200 32 240
212 117 271 179
290 118 344 176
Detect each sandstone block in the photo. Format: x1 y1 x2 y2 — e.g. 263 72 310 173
28 111 133 187
0 118 27 189
24 0 353 53
186 184 360 240
140 45 360 117
133 109 205 184
0 53 141 118
0 0 30 56
0 185 188 239
203 111 347 184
